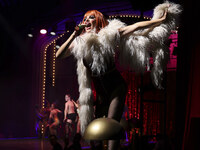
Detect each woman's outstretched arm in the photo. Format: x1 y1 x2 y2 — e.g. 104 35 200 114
119 9 168 36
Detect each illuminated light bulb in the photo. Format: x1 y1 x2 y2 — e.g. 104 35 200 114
40 29 47 34
50 31 56 35
28 34 33 37
56 45 60 49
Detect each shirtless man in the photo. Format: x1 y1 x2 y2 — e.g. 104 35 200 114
63 94 77 139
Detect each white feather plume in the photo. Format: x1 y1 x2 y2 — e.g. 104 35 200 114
119 1 182 88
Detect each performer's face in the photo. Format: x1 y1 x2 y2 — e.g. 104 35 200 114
50 104 55 109
83 14 96 32
65 95 70 101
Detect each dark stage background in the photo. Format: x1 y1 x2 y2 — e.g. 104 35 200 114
1 0 200 150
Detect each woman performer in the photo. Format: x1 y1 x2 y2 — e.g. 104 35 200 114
48 103 62 136
56 1 181 149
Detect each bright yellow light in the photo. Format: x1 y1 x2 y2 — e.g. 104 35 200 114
92 124 100 132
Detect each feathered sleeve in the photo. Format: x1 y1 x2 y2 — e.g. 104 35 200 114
119 1 182 88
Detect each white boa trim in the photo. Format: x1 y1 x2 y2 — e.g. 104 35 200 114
76 59 94 135
72 19 125 75
71 1 182 135
119 1 182 88
72 19 125 135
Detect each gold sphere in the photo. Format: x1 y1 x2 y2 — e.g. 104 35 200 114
84 118 125 140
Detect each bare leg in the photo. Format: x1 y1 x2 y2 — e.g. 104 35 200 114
49 124 57 136
107 87 126 150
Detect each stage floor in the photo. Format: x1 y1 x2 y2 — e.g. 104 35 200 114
0 137 91 150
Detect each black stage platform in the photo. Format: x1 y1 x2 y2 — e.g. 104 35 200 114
0 137 91 150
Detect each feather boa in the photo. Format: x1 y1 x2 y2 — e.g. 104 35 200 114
119 1 182 88
72 19 125 135
71 1 182 135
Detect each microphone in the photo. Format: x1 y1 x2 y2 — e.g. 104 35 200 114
74 23 91 35
77 23 91 29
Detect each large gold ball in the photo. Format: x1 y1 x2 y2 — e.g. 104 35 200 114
84 118 125 140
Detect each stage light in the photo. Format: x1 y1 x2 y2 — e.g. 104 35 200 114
50 31 56 35
27 27 34 38
50 25 57 35
27 33 33 37
40 29 47 34
56 45 60 49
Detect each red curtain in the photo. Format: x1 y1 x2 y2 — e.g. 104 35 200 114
176 1 200 149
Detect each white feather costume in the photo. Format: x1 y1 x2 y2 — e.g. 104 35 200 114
71 1 182 135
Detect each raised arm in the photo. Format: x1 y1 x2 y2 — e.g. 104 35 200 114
57 109 62 113
72 100 79 108
56 25 85 59
56 31 76 59
119 9 167 36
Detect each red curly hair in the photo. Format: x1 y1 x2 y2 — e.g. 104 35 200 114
82 10 109 33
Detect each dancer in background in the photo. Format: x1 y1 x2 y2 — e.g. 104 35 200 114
56 2 181 150
35 103 50 138
72 99 81 134
64 94 77 140
48 103 62 136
